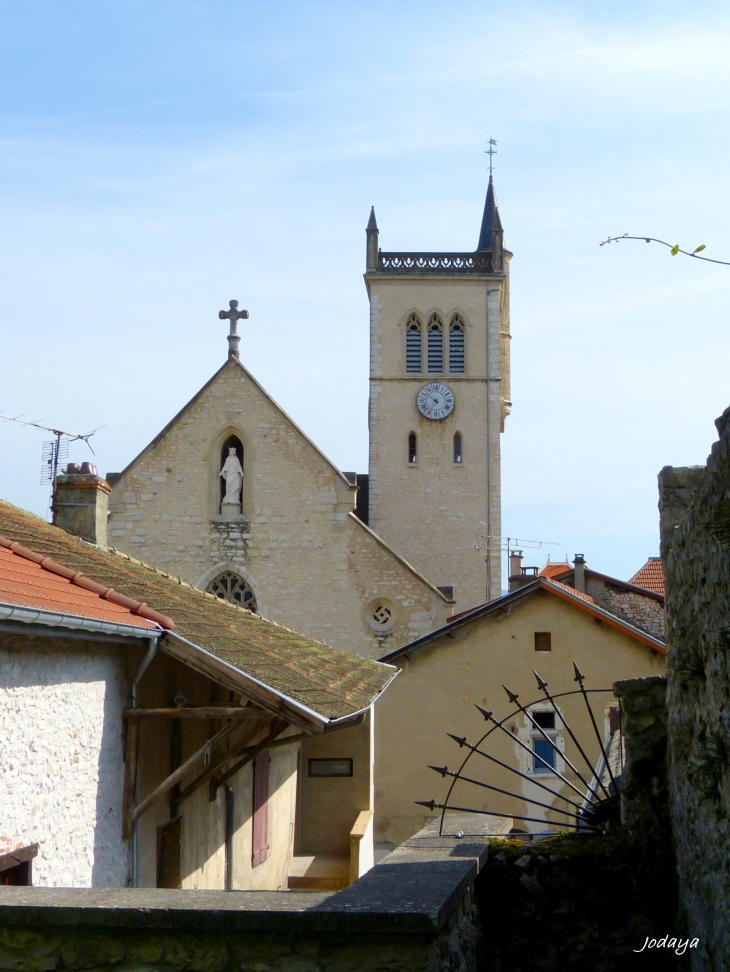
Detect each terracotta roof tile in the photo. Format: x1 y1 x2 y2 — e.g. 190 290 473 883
545 579 595 603
629 558 665 596
0 502 394 722
539 563 572 579
0 545 157 629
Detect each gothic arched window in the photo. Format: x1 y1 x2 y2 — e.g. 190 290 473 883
405 315 422 373
220 434 244 508
408 432 417 465
449 316 465 373
207 571 257 613
427 316 443 373
453 432 463 464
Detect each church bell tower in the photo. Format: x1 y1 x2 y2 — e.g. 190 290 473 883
364 178 511 609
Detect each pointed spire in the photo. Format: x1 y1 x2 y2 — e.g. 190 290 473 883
477 176 497 251
366 206 379 271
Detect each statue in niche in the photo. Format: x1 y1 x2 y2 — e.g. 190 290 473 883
220 447 244 514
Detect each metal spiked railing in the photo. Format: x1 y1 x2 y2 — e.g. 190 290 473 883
416 665 621 837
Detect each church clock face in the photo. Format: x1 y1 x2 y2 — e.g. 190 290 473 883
417 383 455 420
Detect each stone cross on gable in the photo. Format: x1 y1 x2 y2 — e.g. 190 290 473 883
219 300 249 361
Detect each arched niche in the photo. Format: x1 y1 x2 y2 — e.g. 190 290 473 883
209 426 251 519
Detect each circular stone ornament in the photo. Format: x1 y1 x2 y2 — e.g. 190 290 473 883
417 383 455 420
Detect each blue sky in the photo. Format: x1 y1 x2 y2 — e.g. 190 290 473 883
2 0 730 583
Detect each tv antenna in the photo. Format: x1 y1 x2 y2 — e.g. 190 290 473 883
0 413 102 485
474 525 560 562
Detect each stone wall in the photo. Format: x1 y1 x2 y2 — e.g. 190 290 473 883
601 587 665 641
613 676 669 836
0 638 128 888
0 820 489 972
107 360 451 660
659 406 730 971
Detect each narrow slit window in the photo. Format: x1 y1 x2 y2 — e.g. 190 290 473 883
453 432 462 464
408 432 417 464
427 317 443 373
449 317 465 372
406 317 422 373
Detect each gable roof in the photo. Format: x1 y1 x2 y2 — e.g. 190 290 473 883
114 357 357 492
0 501 397 730
538 563 664 604
629 558 665 596
378 576 666 664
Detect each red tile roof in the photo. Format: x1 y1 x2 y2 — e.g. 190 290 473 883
629 558 665 596
539 562 572 579
0 541 159 629
546 579 595 603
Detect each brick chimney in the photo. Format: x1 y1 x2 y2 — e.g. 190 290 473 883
52 462 110 546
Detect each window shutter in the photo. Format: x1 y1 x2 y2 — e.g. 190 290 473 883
427 319 443 373
406 319 422 372
449 320 465 372
251 750 270 868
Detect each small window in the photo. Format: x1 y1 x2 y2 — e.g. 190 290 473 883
532 711 555 730
453 432 462 464
427 317 443 373
533 737 556 775
308 758 353 778
406 316 422 373
609 707 621 734
449 317 465 372
534 631 552 652
408 432 417 464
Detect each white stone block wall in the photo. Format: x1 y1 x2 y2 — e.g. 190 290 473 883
0 643 128 887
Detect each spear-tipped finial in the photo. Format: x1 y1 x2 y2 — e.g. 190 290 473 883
573 662 585 683
428 765 452 778
448 733 468 748
415 800 438 811
533 671 549 692
503 684 519 704
475 704 493 722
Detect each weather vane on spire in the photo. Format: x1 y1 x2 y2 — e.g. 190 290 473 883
486 137 497 176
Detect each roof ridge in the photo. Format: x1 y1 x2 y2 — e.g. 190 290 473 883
0 535 174 629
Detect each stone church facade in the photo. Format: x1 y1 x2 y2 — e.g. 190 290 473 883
106 178 511 658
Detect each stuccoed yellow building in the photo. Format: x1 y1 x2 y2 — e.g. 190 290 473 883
374 577 666 849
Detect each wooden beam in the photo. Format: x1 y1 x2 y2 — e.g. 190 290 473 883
122 717 140 840
130 713 247 826
123 707 266 720
177 719 272 804
211 719 290 798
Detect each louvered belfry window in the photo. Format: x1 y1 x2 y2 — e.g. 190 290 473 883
427 317 443 373
406 316 422 372
449 317 465 372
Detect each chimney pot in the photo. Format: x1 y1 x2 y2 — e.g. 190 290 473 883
52 471 110 546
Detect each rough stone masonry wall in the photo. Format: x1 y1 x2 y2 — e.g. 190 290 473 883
0 821 489 972
659 404 730 972
601 586 666 641
0 639 128 888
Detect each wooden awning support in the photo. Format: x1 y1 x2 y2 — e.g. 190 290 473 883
210 718 290 799
127 712 249 833
177 718 273 804
122 707 266 720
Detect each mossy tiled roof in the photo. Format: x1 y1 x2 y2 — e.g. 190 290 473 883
0 502 395 722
